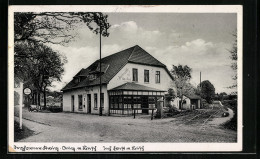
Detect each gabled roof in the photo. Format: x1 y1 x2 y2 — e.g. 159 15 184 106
185 94 201 100
109 82 166 92
62 45 173 91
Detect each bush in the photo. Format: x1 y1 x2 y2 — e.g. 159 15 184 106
164 104 180 117
48 106 62 112
222 99 237 131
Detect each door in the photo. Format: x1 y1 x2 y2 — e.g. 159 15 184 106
179 100 182 109
71 95 74 112
142 96 149 114
87 94 91 113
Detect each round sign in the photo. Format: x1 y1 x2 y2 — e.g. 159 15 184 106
23 88 32 95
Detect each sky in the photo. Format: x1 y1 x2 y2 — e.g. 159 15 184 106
49 13 237 94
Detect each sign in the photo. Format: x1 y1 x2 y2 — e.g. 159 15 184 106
23 88 32 95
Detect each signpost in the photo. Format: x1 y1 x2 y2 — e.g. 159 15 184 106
19 83 23 129
23 88 32 95
20 87 31 129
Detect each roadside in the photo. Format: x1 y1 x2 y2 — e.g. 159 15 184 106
14 106 237 142
14 120 34 142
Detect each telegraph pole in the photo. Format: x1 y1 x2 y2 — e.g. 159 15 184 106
200 71 201 88
99 25 102 116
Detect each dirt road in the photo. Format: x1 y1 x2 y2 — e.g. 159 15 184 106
14 107 237 142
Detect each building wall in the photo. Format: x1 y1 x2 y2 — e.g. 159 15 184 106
107 63 173 91
172 96 201 110
63 85 109 115
172 96 191 110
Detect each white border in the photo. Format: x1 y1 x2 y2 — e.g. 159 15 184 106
8 5 243 152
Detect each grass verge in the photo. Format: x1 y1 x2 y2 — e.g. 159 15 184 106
221 100 237 131
14 120 34 142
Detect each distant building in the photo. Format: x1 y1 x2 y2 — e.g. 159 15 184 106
172 94 201 110
61 45 174 115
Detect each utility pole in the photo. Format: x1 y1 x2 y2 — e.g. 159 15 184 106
99 25 102 116
200 71 201 88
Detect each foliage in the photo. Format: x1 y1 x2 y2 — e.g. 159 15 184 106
165 88 177 101
15 42 67 87
170 64 202 110
14 91 20 106
199 80 215 103
14 12 110 45
222 100 237 131
14 41 67 108
171 65 192 81
170 65 192 108
228 32 237 89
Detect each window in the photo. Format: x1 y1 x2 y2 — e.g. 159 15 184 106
78 95 83 110
144 70 149 82
132 68 138 82
94 93 97 108
89 74 97 80
101 93 104 108
155 71 160 83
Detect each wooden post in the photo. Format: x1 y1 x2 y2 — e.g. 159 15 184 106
19 82 23 129
151 109 154 120
99 25 102 116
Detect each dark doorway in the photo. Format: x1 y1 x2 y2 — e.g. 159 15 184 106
142 96 149 114
87 94 91 113
179 100 182 109
191 99 198 109
71 95 74 112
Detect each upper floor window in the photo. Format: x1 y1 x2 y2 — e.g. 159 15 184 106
155 71 160 83
144 70 149 82
133 68 138 82
78 95 83 110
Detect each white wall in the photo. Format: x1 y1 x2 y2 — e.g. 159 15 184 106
108 63 173 91
172 95 191 110
63 85 109 115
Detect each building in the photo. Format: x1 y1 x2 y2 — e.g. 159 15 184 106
61 45 174 115
172 94 201 110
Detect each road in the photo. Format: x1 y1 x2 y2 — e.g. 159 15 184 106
14 107 237 142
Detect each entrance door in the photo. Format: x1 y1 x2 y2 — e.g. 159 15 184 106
142 96 149 114
71 95 74 112
87 94 91 113
179 100 182 109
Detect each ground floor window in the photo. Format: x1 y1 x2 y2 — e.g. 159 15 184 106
101 93 104 108
108 93 163 115
94 93 97 108
78 95 83 110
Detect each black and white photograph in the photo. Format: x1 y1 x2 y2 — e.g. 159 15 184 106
8 5 243 152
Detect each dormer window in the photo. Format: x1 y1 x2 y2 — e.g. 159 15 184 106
74 77 80 84
88 74 97 80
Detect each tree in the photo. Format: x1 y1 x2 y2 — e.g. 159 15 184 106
15 42 67 109
165 88 177 101
228 32 237 89
219 92 228 101
14 12 110 108
170 65 193 109
14 12 110 45
200 80 215 103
